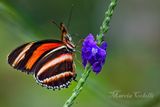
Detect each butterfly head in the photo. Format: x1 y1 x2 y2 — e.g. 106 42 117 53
60 23 75 52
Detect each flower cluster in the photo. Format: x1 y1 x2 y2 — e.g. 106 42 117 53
81 33 107 74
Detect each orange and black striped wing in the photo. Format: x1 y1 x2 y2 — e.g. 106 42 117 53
8 40 64 74
34 47 76 89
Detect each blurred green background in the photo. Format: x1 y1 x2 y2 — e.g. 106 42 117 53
0 0 160 107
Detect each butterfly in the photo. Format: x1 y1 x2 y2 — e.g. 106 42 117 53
8 23 77 90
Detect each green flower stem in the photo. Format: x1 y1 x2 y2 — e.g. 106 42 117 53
63 0 118 107
97 0 118 45
63 65 92 107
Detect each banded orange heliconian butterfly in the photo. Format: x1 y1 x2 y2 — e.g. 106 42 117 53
8 23 77 90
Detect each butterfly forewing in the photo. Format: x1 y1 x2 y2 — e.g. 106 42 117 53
8 40 64 74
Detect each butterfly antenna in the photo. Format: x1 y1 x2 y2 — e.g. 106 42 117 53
67 4 74 30
51 20 61 30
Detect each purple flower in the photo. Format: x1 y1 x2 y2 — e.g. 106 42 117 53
81 33 107 74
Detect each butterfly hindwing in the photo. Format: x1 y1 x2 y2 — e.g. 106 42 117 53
34 46 76 89
8 40 64 74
